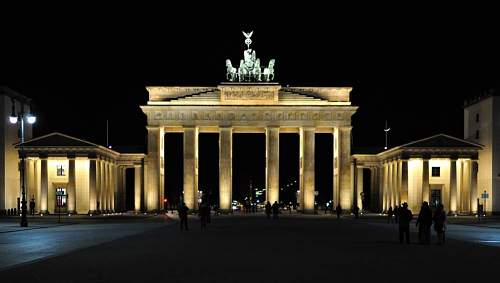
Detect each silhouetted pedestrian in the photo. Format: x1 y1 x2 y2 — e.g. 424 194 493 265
265 201 272 219
29 196 35 216
416 201 432 244
336 204 342 219
272 201 279 219
199 202 210 231
178 202 189 231
387 206 394 223
398 202 413 244
353 205 359 219
433 204 446 245
394 205 400 223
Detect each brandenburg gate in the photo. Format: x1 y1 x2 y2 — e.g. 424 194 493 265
141 84 357 212
140 32 358 213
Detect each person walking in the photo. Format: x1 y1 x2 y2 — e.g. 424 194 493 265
387 206 394 223
336 204 342 219
199 202 208 231
398 202 413 244
29 196 35 216
394 205 400 223
433 204 447 245
353 205 360 219
272 201 279 219
416 201 432 244
265 201 272 219
178 202 189 231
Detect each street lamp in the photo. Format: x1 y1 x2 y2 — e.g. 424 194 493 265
9 100 36 227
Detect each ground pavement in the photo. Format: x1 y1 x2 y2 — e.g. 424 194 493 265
1 213 499 282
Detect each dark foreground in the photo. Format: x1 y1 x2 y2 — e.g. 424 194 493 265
1 214 499 282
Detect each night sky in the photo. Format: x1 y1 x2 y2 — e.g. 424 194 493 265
2 4 499 207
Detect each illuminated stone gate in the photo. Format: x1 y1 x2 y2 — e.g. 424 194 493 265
141 84 357 212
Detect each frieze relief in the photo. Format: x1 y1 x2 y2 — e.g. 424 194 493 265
151 110 349 122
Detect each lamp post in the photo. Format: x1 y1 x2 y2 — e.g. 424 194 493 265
9 100 36 227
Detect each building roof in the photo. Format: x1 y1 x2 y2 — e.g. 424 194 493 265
397 134 483 149
18 132 100 148
0 86 32 104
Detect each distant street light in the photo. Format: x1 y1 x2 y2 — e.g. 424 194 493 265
9 100 36 227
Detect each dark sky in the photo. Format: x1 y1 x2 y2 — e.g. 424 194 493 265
1 4 498 206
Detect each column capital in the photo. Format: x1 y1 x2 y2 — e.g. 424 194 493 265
339 126 352 131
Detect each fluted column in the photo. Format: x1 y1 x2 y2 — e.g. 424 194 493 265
422 158 430 204
183 127 199 211
89 158 97 213
40 157 48 214
219 127 232 211
266 127 280 204
394 161 400 206
134 165 142 212
67 157 76 213
333 127 340 206
471 160 478 213
122 167 127 211
300 127 315 213
146 127 161 211
356 167 363 210
450 158 457 213
338 126 352 211
370 167 377 211
110 162 118 212
401 160 408 204
381 162 390 211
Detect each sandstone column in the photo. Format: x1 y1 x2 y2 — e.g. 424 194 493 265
219 127 232 211
134 165 142 212
471 160 478 213
356 167 363 211
89 158 97 213
450 158 457 214
422 158 430 204
266 127 280 204
183 127 199 211
401 160 408 204
146 127 161 211
300 127 315 213
40 157 48 214
67 157 76 214
338 126 352 211
333 127 340 206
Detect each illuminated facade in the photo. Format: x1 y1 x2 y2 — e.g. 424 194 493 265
15 133 145 214
141 84 358 212
353 134 483 214
464 93 500 214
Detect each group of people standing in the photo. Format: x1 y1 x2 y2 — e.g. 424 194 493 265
177 200 212 231
264 201 280 219
390 202 447 245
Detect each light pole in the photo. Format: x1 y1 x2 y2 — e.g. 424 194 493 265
9 100 36 227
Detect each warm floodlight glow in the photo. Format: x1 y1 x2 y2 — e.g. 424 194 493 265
9 116 18 124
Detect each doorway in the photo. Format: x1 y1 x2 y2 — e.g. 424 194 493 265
430 185 442 209
55 187 68 214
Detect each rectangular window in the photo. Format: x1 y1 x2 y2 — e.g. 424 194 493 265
476 130 480 139
56 165 65 176
431 167 440 177
476 113 480 122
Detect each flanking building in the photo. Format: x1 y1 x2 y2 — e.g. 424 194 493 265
14 133 145 214
464 90 500 214
353 134 482 214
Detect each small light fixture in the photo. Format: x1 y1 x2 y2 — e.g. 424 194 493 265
26 113 36 124
9 116 18 124
9 101 17 124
